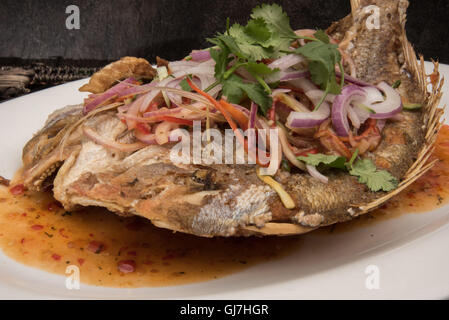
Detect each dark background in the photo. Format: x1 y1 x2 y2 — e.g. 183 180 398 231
0 0 448 64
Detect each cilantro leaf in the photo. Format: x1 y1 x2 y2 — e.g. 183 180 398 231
209 45 230 79
297 153 346 169
251 3 296 53
227 24 273 61
244 18 271 45
209 33 248 60
221 74 272 114
298 154 398 192
349 159 398 192
221 74 245 104
295 39 341 95
313 29 330 43
245 61 277 75
238 81 272 113
207 4 298 114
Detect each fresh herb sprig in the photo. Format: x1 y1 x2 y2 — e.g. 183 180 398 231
207 4 301 114
297 152 398 192
207 4 343 115
293 30 343 110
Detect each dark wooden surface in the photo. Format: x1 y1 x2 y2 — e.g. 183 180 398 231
0 0 448 64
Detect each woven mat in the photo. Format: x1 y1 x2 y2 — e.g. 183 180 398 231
0 58 107 101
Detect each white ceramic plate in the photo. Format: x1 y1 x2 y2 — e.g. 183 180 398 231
0 62 448 300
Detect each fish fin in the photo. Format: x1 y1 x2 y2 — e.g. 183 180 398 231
350 0 361 13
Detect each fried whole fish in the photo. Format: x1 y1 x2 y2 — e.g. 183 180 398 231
19 0 444 237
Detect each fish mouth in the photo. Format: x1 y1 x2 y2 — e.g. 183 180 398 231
18 0 445 237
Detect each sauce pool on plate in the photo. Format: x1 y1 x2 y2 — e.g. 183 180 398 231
0 185 302 287
1 125 449 288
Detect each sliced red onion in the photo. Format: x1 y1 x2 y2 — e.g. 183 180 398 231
249 102 258 129
190 50 211 62
83 78 135 114
164 78 184 105
335 71 373 88
168 60 200 73
126 94 148 130
347 105 361 129
117 103 132 113
351 104 371 128
305 89 336 103
376 119 386 132
282 80 331 128
280 70 309 81
268 54 306 71
196 74 216 91
287 78 334 105
306 164 328 183
277 125 306 171
362 86 384 104
271 88 291 97
363 82 402 119
265 68 308 83
116 82 157 100
83 127 145 152
134 131 157 145
138 76 174 112
288 78 315 92
207 82 222 99
171 59 215 78
331 85 366 136
143 107 182 118
286 102 330 128
155 122 179 145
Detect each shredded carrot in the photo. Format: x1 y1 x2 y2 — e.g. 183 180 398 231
158 116 194 126
219 100 249 130
295 148 319 157
186 78 268 167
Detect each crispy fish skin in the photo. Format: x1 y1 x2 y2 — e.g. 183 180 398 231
78 57 156 94
337 0 424 104
21 104 84 190
51 111 275 235
20 0 439 236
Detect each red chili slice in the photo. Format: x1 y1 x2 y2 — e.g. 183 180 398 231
10 184 25 195
51 253 61 261
87 241 105 254
118 260 136 273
